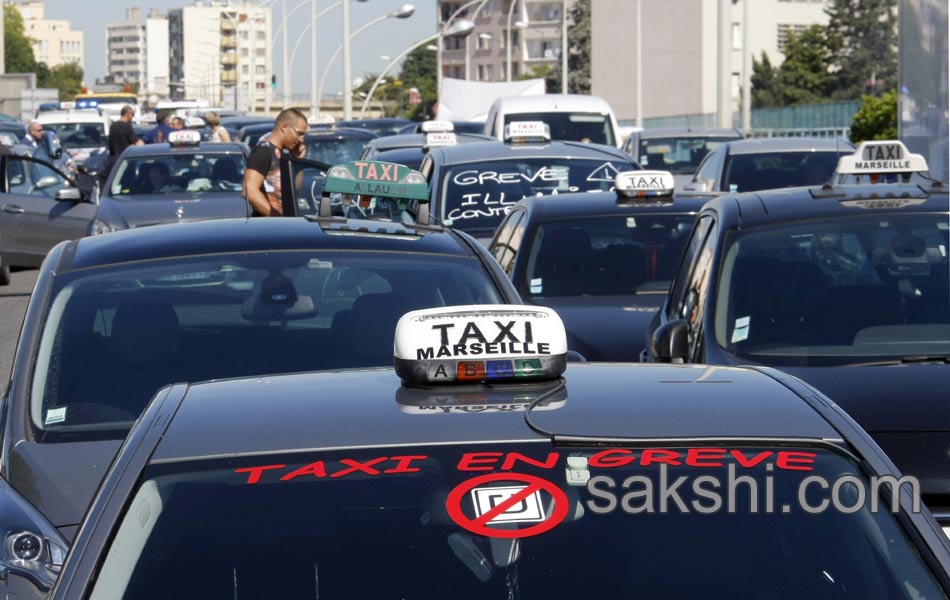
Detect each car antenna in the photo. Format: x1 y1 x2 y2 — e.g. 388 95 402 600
522 379 568 442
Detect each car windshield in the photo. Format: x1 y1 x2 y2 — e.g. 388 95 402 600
440 158 634 235
304 137 368 164
42 122 106 148
87 443 944 600
637 136 738 174
721 150 849 192
504 112 615 146
30 251 504 435
109 154 245 196
715 214 950 366
523 215 695 297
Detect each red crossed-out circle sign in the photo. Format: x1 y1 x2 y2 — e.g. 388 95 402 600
446 473 569 539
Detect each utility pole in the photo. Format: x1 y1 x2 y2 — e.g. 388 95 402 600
716 0 732 128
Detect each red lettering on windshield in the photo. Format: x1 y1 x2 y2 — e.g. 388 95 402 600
280 461 328 481
776 451 817 471
385 455 429 474
330 457 388 478
589 449 637 468
235 464 286 485
730 450 774 468
640 449 682 466
500 452 560 471
457 452 504 472
685 448 727 467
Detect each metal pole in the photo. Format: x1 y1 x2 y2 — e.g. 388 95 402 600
342 0 353 119
282 0 290 108
716 0 731 128
561 0 567 93
741 0 751 131
311 0 318 115
360 32 440 119
437 1 486 106
635 0 642 128
506 0 517 81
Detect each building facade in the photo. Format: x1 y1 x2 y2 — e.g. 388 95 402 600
169 1 272 113
590 0 830 122
105 8 169 99
13 1 83 71
437 0 573 85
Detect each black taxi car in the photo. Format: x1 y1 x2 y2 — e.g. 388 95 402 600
643 141 950 528
45 305 950 598
0 161 520 596
489 170 706 361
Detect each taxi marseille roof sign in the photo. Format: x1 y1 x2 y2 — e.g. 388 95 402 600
324 160 429 201
615 170 675 198
837 140 929 175
394 305 568 385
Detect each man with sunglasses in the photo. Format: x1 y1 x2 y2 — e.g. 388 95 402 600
244 107 309 216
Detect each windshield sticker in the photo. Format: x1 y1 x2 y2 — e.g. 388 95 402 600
529 278 543 294
731 316 750 343
446 473 569 539
626 217 637 228
45 407 67 425
586 162 621 182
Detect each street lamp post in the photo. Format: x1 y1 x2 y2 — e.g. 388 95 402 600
315 4 415 116
463 0 490 81
437 0 488 101
310 0 318 115
282 0 290 107
506 0 524 81
560 0 567 93
360 19 475 119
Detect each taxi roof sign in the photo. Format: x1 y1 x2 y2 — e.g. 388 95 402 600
423 132 458 149
504 121 551 144
615 170 675 198
168 129 202 146
421 120 454 133
836 140 929 176
309 113 336 126
323 160 429 201
394 305 568 386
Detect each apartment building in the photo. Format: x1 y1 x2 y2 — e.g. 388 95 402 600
13 1 84 70
105 8 169 98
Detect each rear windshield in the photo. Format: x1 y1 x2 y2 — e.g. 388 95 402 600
30 251 504 435
304 137 370 165
439 158 635 235
88 444 945 599
636 136 740 174
109 154 245 196
523 215 695 297
721 151 850 192
504 112 615 146
42 122 106 148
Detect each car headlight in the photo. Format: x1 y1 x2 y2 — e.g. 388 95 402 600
0 479 69 592
89 218 114 236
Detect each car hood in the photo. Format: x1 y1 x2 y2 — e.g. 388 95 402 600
99 193 248 229
8 439 123 533
530 295 663 361
780 365 950 432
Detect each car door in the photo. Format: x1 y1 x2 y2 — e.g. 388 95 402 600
0 154 96 266
682 147 725 195
279 154 331 217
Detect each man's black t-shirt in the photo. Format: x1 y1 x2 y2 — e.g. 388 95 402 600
109 120 138 156
245 138 283 216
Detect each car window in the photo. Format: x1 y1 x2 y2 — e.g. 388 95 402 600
523 214 696 297
714 214 950 366
638 136 739 174
679 221 719 361
109 154 245 196
29 251 506 436
503 111 615 146
88 444 947 600
6 157 67 197
41 122 106 148
439 158 635 236
666 215 712 317
492 209 525 275
721 151 850 193
304 137 368 165
692 150 722 190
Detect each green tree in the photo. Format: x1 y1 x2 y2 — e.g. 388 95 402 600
751 52 781 108
397 45 436 120
825 0 897 100
849 88 898 143
774 25 833 105
4 5 39 74
545 0 589 94
516 64 558 93
46 63 84 100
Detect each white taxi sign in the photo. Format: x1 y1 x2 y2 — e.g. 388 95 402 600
424 132 458 149
309 113 336 126
615 170 675 197
503 121 551 143
168 130 201 146
421 120 454 133
837 140 928 175
394 305 568 385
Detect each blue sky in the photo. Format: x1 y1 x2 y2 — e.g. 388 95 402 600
41 0 437 97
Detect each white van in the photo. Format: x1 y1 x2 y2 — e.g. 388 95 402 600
35 109 111 166
483 94 622 148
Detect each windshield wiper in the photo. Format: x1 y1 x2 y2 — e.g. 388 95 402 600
844 355 950 367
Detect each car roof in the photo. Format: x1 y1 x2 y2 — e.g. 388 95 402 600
705 182 949 229
492 94 615 113
428 139 632 165
57 217 478 272
637 127 744 139
723 137 855 155
366 132 494 153
338 118 413 127
36 110 106 124
149 363 843 463
117 142 247 156
516 189 712 219
304 127 378 141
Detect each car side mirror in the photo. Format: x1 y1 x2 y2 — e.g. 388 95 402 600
55 187 83 202
36 176 61 190
651 319 689 363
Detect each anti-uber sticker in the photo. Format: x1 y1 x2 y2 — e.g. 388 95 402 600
837 140 929 175
393 305 568 384
446 473 569 539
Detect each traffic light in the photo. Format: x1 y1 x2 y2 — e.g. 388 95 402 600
271 74 277 89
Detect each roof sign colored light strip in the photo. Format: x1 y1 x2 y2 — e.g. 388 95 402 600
168 130 202 146
424 132 458 149
421 120 454 133
394 304 567 386
836 140 929 175
323 160 430 201
503 121 551 144
615 170 675 198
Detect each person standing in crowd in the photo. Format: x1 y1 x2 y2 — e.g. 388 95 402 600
109 105 143 157
243 108 308 217
20 121 43 148
205 111 232 143
172 116 185 130
142 110 175 144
